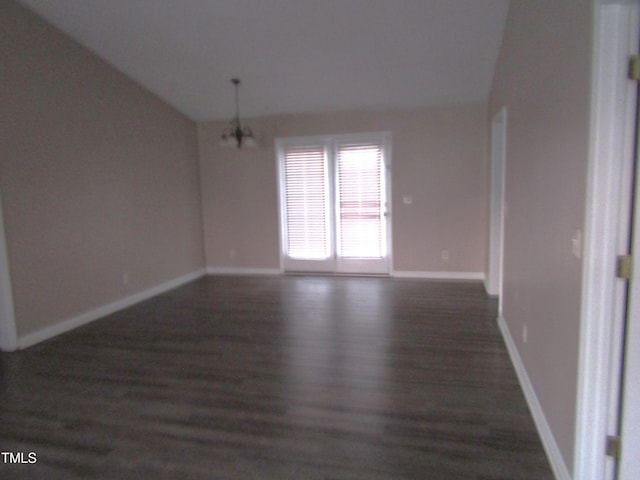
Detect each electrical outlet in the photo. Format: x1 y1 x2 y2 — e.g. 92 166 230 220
402 195 413 205
522 324 528 344
441 250 450 263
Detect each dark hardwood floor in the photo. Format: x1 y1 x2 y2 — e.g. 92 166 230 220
0 275 553 479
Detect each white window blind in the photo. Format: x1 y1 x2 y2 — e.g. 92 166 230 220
282 146 330 259
336 142 384 259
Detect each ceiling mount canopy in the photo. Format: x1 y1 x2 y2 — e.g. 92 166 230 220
220 78 256 149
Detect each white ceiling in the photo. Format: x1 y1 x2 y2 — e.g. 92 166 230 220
18 0 510 121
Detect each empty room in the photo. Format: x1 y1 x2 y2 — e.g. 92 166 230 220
1 1 639 479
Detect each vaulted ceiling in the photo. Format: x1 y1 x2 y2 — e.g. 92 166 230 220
18 0 510 121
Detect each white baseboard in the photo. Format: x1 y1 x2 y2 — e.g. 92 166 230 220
497 315 571 480
392 270 485 281
206 267 282 276
18 269 206 349
206 268 483 281
484 277 500 297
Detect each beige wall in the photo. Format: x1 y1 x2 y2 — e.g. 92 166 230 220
198 104 489 274
0 1 205 337
490 0 592 471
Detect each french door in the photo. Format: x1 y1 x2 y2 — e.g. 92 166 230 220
277 133 391 275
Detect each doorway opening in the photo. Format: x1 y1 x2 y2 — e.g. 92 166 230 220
487 107 507 313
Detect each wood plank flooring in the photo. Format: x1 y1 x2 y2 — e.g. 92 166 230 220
0 275 553 479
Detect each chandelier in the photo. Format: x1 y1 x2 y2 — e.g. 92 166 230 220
220 78 256 148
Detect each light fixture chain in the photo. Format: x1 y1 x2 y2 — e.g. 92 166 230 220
233 78 241 124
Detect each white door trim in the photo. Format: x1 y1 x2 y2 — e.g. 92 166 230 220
487 108 507 311
621 131 640 480
0 190 17 352
575 2 639 479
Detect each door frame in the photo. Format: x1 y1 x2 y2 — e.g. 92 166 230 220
276 132 393 275
621 133 640 480
575 2 639 478
0 189 17 352
487 107 507 313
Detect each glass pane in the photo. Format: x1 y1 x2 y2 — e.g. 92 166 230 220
283 146 330 259
336 143 384 259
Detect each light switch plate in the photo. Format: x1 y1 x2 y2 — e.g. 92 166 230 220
572 230 582 259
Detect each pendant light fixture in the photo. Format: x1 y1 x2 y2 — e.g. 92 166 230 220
220 78 256 148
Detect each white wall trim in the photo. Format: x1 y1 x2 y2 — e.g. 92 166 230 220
205 268 485 281
0 191 17 352
483 277 498 298
498 316 571 480
487 108 507 309
575 3 640 479
392 271 484 281
18 269 206 349
206 267 282 276
205 268 485 282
